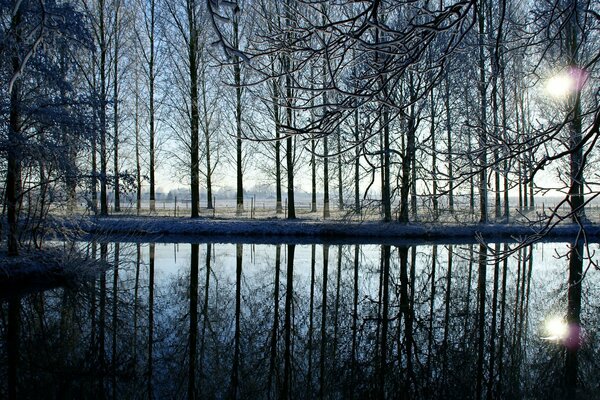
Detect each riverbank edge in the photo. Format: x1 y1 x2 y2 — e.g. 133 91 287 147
53 215 599 241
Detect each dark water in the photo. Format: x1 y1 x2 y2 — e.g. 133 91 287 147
1 240 599 399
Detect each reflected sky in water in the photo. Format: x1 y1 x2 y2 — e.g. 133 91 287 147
1 240 599 399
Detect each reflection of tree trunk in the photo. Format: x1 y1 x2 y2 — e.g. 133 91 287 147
522 247 533 351
269 245 281 398
99 243 108 399
112 243 120 398
399 245 415 391
476 244 487 400
148 244 155 399
307 244 316 394
487 243 500 400
7 298 20 400
189 244 199 399
283 244 295 399
91 242 98 347
465 245 474 334
319 244 329 399
565 240 582 393
333 245 342 362
229 244 243 399
379 245 391 398
497 244 508 397
199 243 211 394
427 245 437 388
442 245 453 390
133 244 141 368
351 245 359 392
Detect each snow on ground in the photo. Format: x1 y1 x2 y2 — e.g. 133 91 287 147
54 215 600 243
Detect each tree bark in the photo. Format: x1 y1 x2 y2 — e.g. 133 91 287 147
188 0 200 218
113 0 121 213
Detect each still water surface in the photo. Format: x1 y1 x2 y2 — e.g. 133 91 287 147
1 240 599 399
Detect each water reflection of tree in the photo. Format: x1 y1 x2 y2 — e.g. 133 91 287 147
1 241 599 399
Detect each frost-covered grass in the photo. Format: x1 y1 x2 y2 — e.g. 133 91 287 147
0 246 107 297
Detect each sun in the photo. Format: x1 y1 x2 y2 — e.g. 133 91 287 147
545 72 575 99
542 316 569 341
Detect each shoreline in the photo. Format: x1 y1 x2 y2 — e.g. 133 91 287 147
53 215 599 243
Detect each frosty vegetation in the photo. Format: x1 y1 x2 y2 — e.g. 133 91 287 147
1 0 600 255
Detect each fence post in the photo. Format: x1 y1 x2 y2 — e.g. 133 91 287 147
175 196 177 217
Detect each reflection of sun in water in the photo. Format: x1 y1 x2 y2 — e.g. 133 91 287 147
545 73 574 99
542 316 569 341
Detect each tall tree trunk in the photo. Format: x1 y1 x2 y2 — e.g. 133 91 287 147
400 79 416 223
430 89 438 220
99 0 108 216
321 8 330 219
500 34 509 222
272 66 283 214
233 16 244 214
135 72 142 214
445 72 454 213
189 0 200 218
354 109 361 213
337 133 344 211
201 65 213 209
149 0 156 212
284 3 295 220
567 0 584 220
7 4 23 256
113 0 121 213
477 0 488 224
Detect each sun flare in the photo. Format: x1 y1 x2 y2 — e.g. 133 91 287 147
543 317 569 341
545 73 574 99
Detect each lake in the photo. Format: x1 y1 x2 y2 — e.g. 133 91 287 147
1 239 598 399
